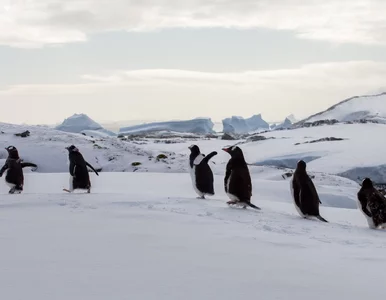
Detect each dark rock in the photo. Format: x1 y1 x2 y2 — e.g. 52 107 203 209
156 154 168 160
295 137 345 145
221 133 237 140
14 130 30 138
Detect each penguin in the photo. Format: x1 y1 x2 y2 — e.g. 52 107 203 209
65 145 99 193
188 145 217 199
0 146 37 194
290 160 327 222
222 146 260 210
357 178 386 229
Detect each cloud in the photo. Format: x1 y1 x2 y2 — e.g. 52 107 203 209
0 60 385 124
1 0 386 47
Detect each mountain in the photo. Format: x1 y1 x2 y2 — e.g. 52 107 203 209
222 114 269 134
301 92 386 124
271 117 293 130
55 114 116 136
119 118 215 135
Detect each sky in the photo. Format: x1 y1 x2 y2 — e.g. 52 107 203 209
0 0 386 125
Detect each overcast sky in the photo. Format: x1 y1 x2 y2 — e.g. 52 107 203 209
0 0 385 125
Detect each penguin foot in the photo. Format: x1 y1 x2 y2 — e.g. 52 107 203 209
196 196 205 199
8 187 16 194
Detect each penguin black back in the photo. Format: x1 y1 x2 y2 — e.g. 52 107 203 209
0 146 37 193
222 146 252 203
188 144 217 197
357 177 386 228
66 145 99 190
292 160 327 222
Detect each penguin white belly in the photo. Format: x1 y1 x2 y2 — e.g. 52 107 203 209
356 198 376 229
226 173 240 201
5 182 16 188
190 165 204 198
290 176 305 218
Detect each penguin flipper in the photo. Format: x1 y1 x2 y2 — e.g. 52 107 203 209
21 162 37 169
202 151 217 164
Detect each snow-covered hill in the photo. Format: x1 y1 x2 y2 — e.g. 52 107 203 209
55 114 116 136
0 172 385 300
1 120 386 185
222 114 269 134
119 118 215 135
301 92 386 124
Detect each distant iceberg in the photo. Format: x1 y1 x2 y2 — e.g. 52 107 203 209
55 114 116 136
222 114 269 134
119 118 215 135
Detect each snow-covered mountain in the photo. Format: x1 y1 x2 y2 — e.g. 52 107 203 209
119 118 215 135
301 92 386 124
55 114 116 137
271 117 293 130
222 114 269 134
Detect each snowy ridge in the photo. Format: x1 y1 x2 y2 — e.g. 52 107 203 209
300 92 386 124
1 121 386 184
119 118 215 135
55 113 116 136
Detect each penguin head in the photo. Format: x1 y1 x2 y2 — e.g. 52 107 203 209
5 145 19 159
222 146 244 159
362 178 373 189
188 144 200 156
66 145 79 153
296 160 307 171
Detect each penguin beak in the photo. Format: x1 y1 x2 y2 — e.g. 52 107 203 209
222 147 230 152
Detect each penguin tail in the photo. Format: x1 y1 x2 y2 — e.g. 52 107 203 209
246 202 261 210
203 151 218 164
316 215 328 223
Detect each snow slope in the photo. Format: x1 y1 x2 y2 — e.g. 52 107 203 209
55 114 116 136
0 172 385 300
119 118 215 135
1 121 386 185
304 92 386 123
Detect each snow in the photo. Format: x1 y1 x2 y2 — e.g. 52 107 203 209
1 121 386 184
2 112 386 299
222 114 269 134
1 171 385 300
55 113 116 136
119 118 215 135
305 92 386 123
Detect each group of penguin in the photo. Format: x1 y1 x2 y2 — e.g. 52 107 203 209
1 143 386 230
0 145 98 194
189 144 386 229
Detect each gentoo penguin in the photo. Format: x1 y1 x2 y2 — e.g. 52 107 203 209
290 160 327 222
222 146 260 210
0 146 37 194
188 144 217 199
65 145 99 193
357 178 386 229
